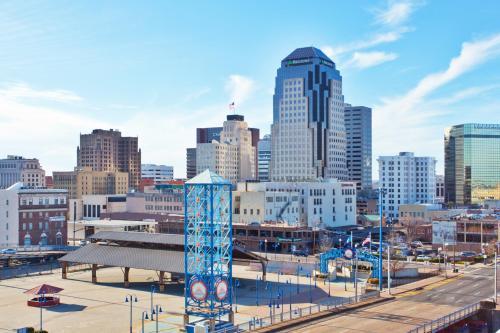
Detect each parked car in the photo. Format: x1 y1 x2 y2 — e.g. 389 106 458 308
417 255 432 261
0 248 17 255
411 241 424 248
460 251 477 258
292 250 308 257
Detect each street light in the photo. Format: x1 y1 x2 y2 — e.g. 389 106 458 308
306 273 312 303
141 311 149 333
150 285 156 320
296 263 302 294
256 275 261 306
378 187 387 291
277 271 282 284
234 279 240 313
265 239 268 260
151 304 163 333
125 294 138 333
286 279 292 314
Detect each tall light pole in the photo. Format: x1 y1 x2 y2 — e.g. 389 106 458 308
152 304 163 333
73 201 76 246
141 311 149 333
494 252 498 304
378 187 387 291
125 294 138 333
150 285 156 320
234 279 240 313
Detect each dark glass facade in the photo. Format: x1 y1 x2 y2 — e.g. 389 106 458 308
445 123 500 205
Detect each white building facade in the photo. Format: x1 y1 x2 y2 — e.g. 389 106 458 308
141 164 174 183
258 134 271 182
196 115 256 184
378 152 437 219
233 180 356 228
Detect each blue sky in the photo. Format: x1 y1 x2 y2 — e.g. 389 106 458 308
1 0 500 178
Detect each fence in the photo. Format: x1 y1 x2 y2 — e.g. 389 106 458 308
211 290 381 333
406 302 481 333
0 261 61 280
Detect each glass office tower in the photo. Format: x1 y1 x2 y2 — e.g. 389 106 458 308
445 123 500 205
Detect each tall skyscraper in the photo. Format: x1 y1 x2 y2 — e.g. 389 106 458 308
196 115 256 184
445 123 500 205
77 129 141 190
271 47 347 181
257 134 272 181
344 105 372 190
196 127 223 144
378 152 436 218
0 155 46 189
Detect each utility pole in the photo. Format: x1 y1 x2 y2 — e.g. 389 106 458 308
387 242 391 295
495 252 498 304
73 201 77 246
378 188 386 291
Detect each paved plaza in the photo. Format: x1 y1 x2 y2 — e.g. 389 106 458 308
0 263 358 332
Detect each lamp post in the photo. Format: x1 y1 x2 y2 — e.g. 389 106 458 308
296 262 302 294
277 271 282 284
151 304 163 333
328 271 331 297
378 187 387 291
274 242 280 260
125 294 138 333
444 242 449 278
234 279 240 313
339 237 342 249
141 311 149 333
287 279 292 314
265 239 268 260
39 295 45 332
256 275 261 306
150 285 156 320
306 273 312 303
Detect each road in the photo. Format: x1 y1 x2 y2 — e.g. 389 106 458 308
279 265 497 333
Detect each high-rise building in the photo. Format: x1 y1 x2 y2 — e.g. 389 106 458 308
258 134 272 182
187 126 259 179
271 47 347 181
0 155 46 189
0 183 68 247
141 164 174 183
445 123 500 205
196 115 256 184
53 167 129 199
344 105 372 190
77 129 141 190
378 152 436 218
186 148 197 179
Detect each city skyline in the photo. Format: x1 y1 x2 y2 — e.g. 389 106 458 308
1 1 500 178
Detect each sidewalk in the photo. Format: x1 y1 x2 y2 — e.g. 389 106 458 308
382 269 462 297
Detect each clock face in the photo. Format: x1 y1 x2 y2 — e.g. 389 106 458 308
190 280 208 302
344 248 354 259
215 279 228 301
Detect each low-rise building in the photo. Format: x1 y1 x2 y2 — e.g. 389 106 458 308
0 183 68 247
68 194 127 221
53 167 129 199
233 180 356 228
126 182 184 215
141 164 174 183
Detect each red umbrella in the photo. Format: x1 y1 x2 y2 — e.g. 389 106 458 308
24 284 64 295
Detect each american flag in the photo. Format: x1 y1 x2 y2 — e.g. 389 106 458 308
362 234 371 246
229 102 235 112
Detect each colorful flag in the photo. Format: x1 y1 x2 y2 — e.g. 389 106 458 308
362 235 371 246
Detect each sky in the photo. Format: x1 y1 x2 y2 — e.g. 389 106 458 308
1 0 500 179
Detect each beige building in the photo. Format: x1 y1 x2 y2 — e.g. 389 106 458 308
399 204 449 226
77 129 141 190
196 115 256 184
53 167 129 199
68 194 127 221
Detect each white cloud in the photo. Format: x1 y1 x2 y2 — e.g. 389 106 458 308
322 30 406 59
375 1 418 26
224 74 256 106
345 51 398 69
0 82 82 102
373 33 500 175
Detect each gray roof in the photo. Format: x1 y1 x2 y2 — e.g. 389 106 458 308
89 231 184 245
283 47 333 63
59 243 184 273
